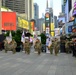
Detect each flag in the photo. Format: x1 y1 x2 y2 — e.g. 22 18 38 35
9 31 12 42
21 30 25 43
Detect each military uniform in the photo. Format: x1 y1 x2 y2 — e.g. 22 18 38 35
65 40 70 53
4 39 17 54
34 39 42 55
54 39 60 56
23 39 30 54
49 40 54 54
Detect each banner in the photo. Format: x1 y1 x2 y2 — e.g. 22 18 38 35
50 23 54 31
18 17 29 29
2 12 16 30
50 23 54 37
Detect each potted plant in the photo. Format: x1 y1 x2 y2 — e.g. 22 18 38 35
14 29 21 52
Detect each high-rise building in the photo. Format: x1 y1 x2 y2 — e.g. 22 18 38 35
2 0 34 20
34 3 39 27
34 3 39 19
37 18 45 32
54 16 58 28
50 0 53 8
62 0 67 13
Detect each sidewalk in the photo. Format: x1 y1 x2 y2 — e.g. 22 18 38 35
0 51 76 75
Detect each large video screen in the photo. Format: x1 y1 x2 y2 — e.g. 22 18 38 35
58 17 66 23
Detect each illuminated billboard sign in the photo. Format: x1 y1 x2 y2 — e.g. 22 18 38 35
2 12 16 30
72 2 76 16
45 13 50 27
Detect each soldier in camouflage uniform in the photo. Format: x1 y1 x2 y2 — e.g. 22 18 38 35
23 39 30 54
4 39 17 54
54 38 60 56
49 40 54 54
65 39 70 53
34 38 42 55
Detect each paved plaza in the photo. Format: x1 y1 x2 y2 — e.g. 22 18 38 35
0 50 76 75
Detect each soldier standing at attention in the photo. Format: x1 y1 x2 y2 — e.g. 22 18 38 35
23 39 30 54
65 39 70 54
49 40 54 54
34 38 42 55
4 38 17 54
11 39 17 54
54 38 60 56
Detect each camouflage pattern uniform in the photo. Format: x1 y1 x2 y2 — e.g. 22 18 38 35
24 39 30 54
4 39 17 54
49 40 54 54
34 39 42 55
54 39 60 56
65 40 70 53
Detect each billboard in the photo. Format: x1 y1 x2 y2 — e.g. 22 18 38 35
65 21 73 34
65 0 69 22
50 23 54 37
72 2 76 16
58 17 66 23
2 12 16 30
18 17 29 29
50 23 54 31
42 23 45 31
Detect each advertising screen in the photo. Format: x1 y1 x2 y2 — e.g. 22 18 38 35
18 17 29 29
58 17 65 23
2 12 16 30
65 21 73 34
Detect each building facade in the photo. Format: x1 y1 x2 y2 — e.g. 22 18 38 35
36 18 45 32
2 0 34 20
62 0 67 13
58 13 66 28
54 16 58 28
69 0 75 21
34 3 39 20
34 3 39 27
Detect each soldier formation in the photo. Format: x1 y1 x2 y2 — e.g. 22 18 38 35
1 36 76 57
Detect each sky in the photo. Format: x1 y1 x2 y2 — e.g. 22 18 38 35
34 0 62 18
